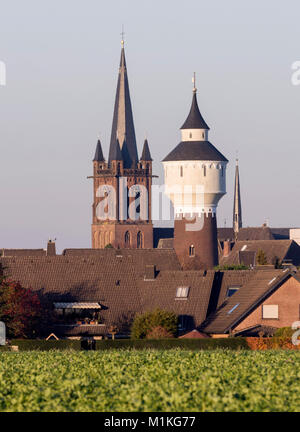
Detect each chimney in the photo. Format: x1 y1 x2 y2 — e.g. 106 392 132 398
47 240 56 256
144 265 156 280
223 240 231 257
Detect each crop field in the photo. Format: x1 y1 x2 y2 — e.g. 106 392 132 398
0 349 300 412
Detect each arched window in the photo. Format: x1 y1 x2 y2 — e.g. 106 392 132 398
125 231 130 247
189 245 195 257
137 231 143 249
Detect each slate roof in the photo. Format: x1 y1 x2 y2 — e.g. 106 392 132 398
109 138 123 161
181 92 210 130
93 139 105 162
220 240 300 267
201 269 299 334
140 139 152 161
108 46 138 168
163 141 228 162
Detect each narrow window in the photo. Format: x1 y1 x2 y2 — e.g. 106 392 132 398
221 166 224 177
189 132 192 138
189 245 195 257
125 231 130 247
180 166 183 177
203 166 206 177
137 231 143 249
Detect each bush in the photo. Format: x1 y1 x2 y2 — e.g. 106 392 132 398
96 338 250 350
131 309 178 339
256 249 268 265
10 339 82 351
214 265 249 270
274 327 294 338
146 326 174 339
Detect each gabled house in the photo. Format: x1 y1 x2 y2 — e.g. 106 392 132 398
201 269 300 336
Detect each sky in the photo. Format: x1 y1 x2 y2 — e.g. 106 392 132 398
0 0 299 252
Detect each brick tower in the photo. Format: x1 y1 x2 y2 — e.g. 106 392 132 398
91 41 153 249
162 78 228 269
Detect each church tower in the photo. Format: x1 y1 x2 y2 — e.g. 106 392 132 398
233 158 242 235
91 41 153 249
163 78 228 269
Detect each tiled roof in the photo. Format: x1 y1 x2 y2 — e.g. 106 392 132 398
157 238 174 249
1 249 46 257
220 240 300 267
218 227 275 241
201 269 298 334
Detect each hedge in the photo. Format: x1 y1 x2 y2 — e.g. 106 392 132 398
95 338 250 351
10 339 82 351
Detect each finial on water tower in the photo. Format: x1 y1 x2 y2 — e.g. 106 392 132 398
192 72 197 93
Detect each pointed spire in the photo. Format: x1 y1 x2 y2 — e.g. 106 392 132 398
93 139 105 162
108 44 138 168
233 158 242 233
140 139 152 161
181 87 210 130
110 138 123 161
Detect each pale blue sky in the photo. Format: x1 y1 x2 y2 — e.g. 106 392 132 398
0 0 299 251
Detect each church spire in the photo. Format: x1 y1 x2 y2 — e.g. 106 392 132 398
233 158 242 234
108 42 138 168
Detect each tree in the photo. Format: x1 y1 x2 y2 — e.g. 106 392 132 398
131 309 178 339
0 279 41 338
256 249 268 265
104 243 114 249
146 326 174 339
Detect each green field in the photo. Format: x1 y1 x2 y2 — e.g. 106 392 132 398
0 349 300 412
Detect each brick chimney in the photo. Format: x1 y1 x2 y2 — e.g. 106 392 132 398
47 240 56 256
223 240 231 257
